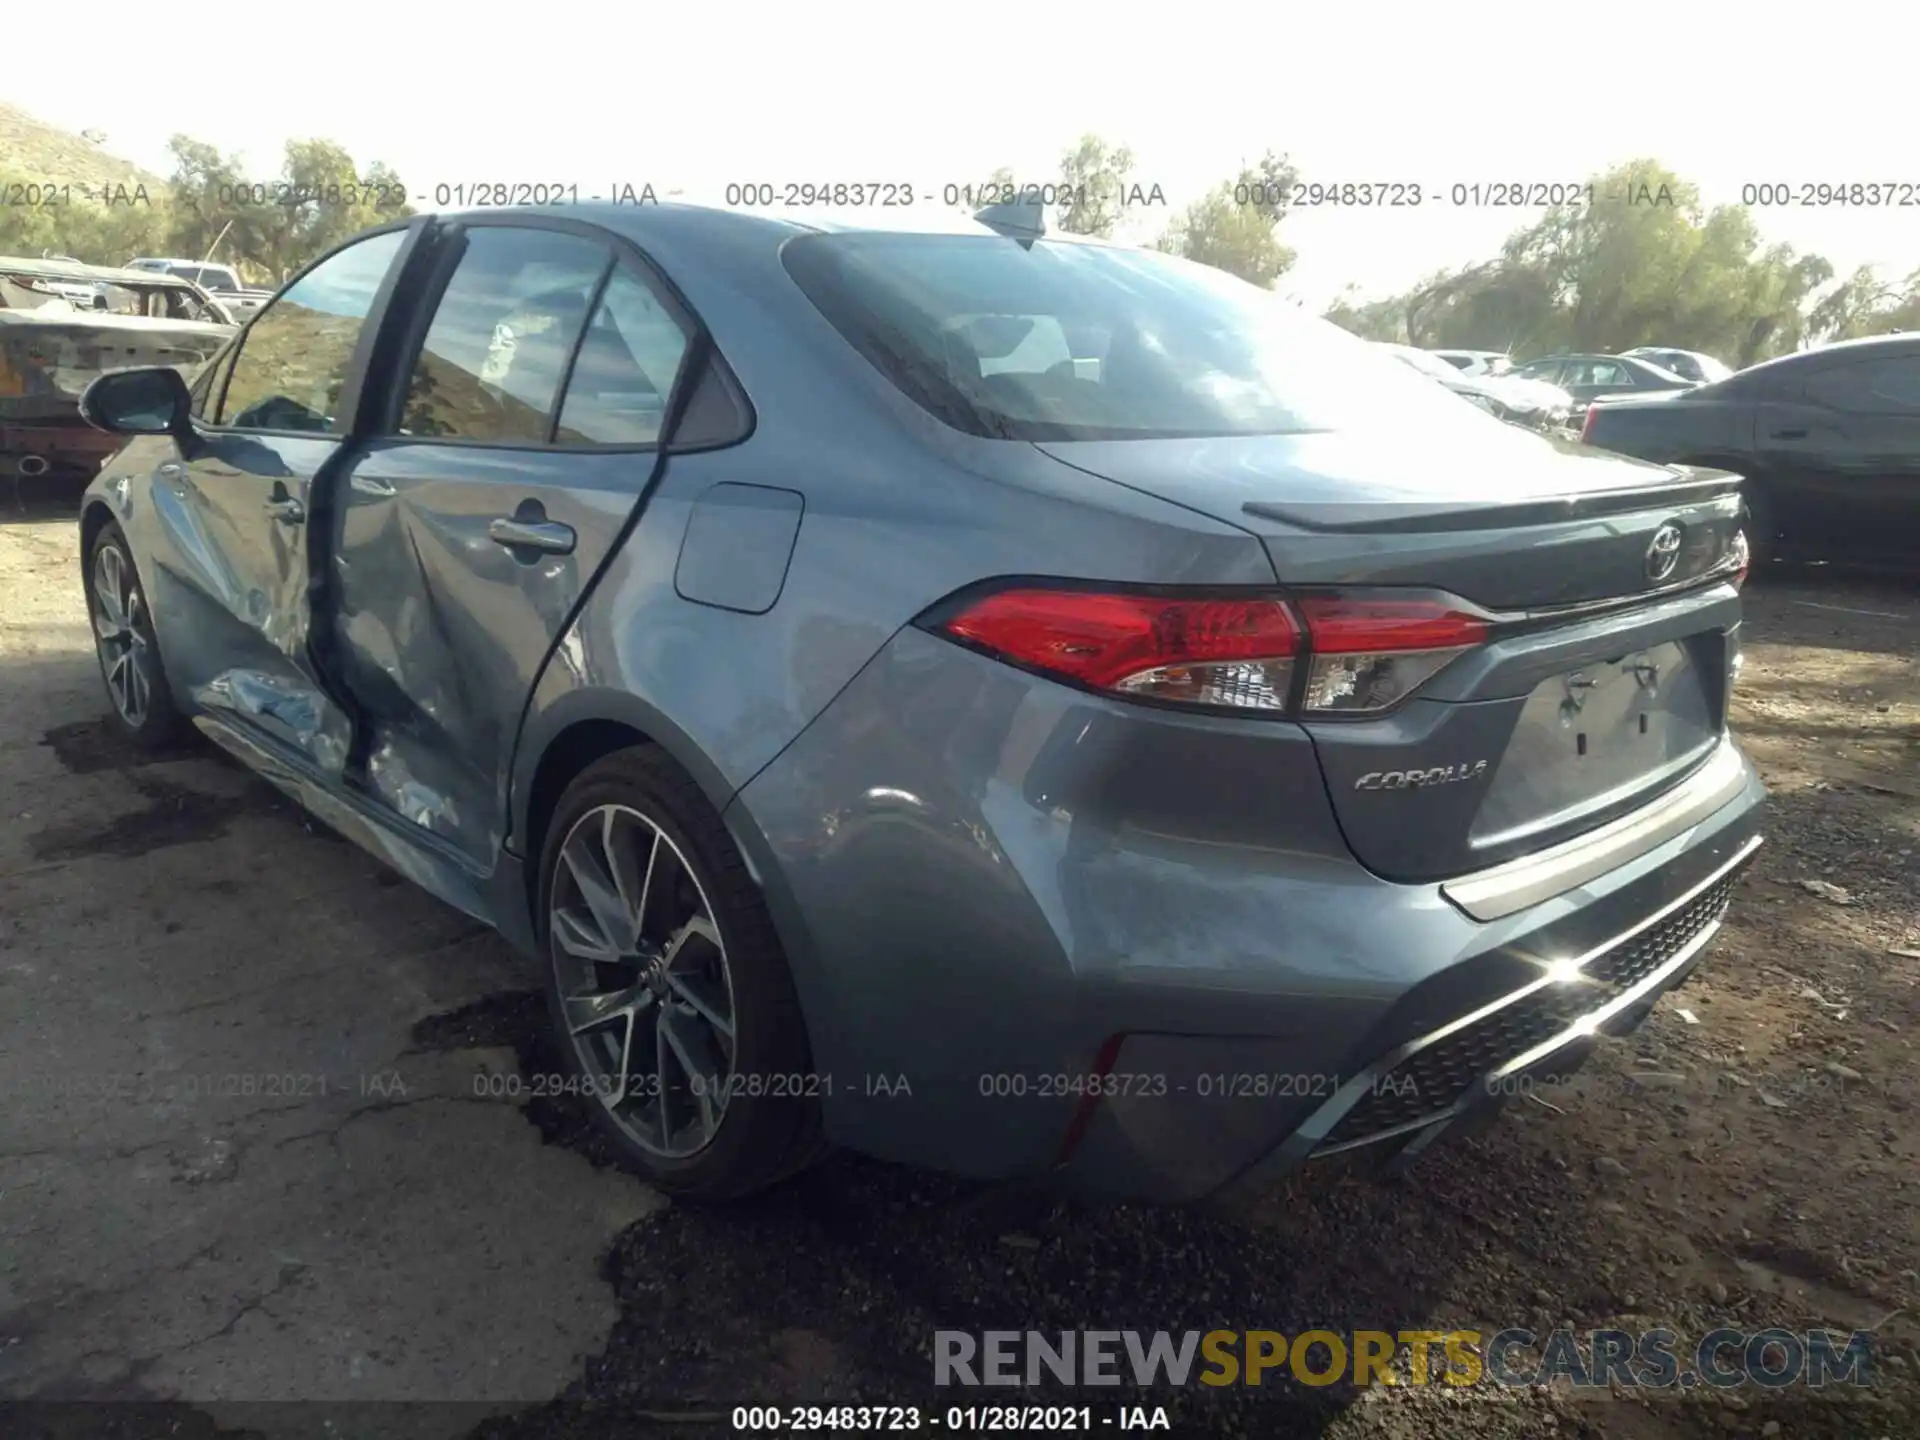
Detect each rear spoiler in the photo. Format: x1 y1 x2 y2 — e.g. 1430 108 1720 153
1242 468 1744 535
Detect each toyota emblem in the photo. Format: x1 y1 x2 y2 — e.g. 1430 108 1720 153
1645 522 1684 583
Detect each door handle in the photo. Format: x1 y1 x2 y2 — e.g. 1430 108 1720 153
264 496 306 524
1771 428 1809 440
489 517 576 555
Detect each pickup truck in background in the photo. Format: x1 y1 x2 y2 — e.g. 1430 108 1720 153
124 257 274 321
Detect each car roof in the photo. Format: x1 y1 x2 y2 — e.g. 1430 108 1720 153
432 199 1125 249
0 254 198 288
1726 331 1920 379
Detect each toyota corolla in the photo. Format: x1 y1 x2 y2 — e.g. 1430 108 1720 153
75 200 1763 1203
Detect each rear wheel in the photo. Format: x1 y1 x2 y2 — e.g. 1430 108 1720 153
84 522 188 747
536 746 824 1200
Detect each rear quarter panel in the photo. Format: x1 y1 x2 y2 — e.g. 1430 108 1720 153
507 217 1277 847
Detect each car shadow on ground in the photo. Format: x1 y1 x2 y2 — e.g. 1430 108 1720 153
0 476 88 527
412 987 1474 1438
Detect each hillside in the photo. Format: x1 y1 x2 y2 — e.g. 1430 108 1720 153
0 102 167 192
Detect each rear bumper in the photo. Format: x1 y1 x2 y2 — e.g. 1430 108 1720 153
1 419 118 479
1052 766 1762 1203
1210 825 1759 1202
726 628 1767 1203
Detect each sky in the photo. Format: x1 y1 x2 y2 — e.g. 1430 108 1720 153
10 1 1918 309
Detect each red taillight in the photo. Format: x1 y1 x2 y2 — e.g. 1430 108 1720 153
1579 405 1597 443
1730 528 1751 591
936 586 1491 717
1292 596 1489 654
942 588 1302 711
1293 595 1489 714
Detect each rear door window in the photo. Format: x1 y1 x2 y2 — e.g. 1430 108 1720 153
1567 359 1632 389
552 266 691 445
1805 356 1920 415
398 227 612 444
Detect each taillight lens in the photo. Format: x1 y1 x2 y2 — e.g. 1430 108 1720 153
1579 405 1597 443
1293 594 1489 714
1728 528 1751 591
935 586 1491 717
940 588 1301 712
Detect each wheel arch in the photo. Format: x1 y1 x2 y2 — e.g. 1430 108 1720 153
511 687 737 868
79 497 118 560
505 686 835 1098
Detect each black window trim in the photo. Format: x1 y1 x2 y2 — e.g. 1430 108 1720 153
1803 354 1920 415
372 211 753 458
203 216 427 440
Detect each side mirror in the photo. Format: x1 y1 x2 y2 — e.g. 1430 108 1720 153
80 367 194 444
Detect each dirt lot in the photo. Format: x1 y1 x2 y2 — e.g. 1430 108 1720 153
0 492 1914 1440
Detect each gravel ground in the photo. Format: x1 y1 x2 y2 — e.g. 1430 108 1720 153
0 490 1914 1440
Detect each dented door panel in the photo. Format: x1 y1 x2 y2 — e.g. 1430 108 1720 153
158 431 356 775
330 444 659 868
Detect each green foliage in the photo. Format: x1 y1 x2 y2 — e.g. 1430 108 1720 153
164 136 414 286
1321 159 1917 362
1158 151 1299 288
1054 135 1134 238
1 123 412 286
14 107 1914 362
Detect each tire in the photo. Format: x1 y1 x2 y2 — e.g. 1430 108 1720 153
83 521 189 748
535 746 825 1200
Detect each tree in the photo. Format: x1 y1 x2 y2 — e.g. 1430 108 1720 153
1328 160 1853 364
0 171 170 262
1054 134 1134 237
162 135 413 285
1158 151 1299 289
1809 264 1920 342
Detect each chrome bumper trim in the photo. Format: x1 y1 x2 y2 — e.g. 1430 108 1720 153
1442 740 1752 922
1297 830 1763 1159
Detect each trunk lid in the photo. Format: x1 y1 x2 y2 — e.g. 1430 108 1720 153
1036 427 1747 882
0 311 232 419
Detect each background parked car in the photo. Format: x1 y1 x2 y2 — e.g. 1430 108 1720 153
1512 352 1698 420
1379 343 1572 430
1 256 235 482
1622 347 1736 385
1581 333 1920 571
1430 348 1515 377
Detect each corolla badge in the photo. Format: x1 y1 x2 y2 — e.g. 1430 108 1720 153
1645 521 1685 583
1355 761 1489 792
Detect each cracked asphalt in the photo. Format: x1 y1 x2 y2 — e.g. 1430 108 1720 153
0 513 661 1439
2 498 1915 1440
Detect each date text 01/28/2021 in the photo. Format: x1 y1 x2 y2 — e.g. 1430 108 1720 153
730 1405 1172 1431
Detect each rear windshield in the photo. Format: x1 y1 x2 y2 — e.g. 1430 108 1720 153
781 233 1485 442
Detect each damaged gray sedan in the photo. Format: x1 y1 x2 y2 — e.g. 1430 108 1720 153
74 204 1763 1205
1 256 233 483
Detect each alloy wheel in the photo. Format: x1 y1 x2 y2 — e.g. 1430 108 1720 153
92 544 153 729
548 803 738 1159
